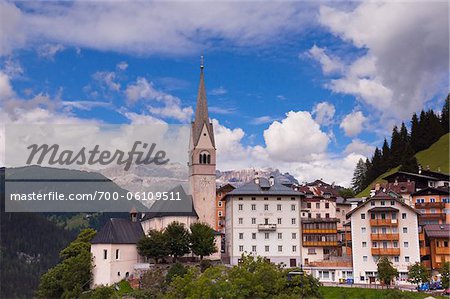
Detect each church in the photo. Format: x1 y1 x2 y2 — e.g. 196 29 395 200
90 61 219 287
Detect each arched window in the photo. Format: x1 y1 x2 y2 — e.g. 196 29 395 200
199 151 211 164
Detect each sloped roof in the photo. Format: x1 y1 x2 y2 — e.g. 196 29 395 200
192 68 215 147
424 224 450 238
226 177 302 197
91 218 144 244
383 171 440 181
412 186 450 196
142 185 198 220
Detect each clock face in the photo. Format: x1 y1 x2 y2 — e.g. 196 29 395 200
200 177 212 188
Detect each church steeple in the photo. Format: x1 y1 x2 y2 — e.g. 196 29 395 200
192 56 215 147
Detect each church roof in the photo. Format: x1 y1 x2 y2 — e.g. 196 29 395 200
91 218 144 244
141 185 198 220
192 66 215 147
226 177 301 197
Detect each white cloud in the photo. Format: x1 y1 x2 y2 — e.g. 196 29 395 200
306 45 344 74
340 111 366 137
116 61 128 71
312 101 335 126
344 139 375 157
125 77 193 122
0 72 14 100
62 100 112 111
92 71 121 92
318 2 448 119
264 111 329 162
251 116 274 125
210 87 227 96
209 106 236 115
37 44 65 59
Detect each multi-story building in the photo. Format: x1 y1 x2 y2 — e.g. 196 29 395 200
215 184 235 233
413 187 450 224
420 224 450 272
347 192 420 285
224 176 303 267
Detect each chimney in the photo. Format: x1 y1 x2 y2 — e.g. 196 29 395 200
269 175 275 186
254 177 260 185
130 207 138 222
418 165 422 174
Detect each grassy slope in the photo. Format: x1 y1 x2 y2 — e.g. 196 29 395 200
319 286 447 299
356 133 449 198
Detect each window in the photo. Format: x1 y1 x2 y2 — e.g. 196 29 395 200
115 249 119 260
278 233 283 239
264 197 268 201
291 197 295 201
325 213 330 218
403 227 407 233
251 204 256 211
291 204 296 211
405 256 410 262
316 213 321 218
199 152 211 164
264 204 269 211
218 201 223 207
103 249 107 260
277 218 282 224
373 242 378 248
252 245 257 252
316 203 320 209
361 227 366 233
239 245 244 252
277 204 282 211
265 233 269 239
238 197 243 201
371 227 377 233
307 203 311 208
292 233 297 239
381 201 385 206
291 218 296 225
238 204 243 211
392 213 397 220
252 233 256 239
292 245 297 252
393 241 398 248
325 202 330 209
277 197 281 201
391 200 395 206
264 218 269 224
251 197 256 201
238 218 243 224
361 213 366 219
362 242 367 248
371 201 375 206
404 242 409 248
371 213 375 219
218 211 223 217
251 218 256 224
363 256 368 262
430 198 436 203
337 208 340 212
308 213 312 218
402 213 406 219
239 233 243 239
278 245 283 252
394 256 399 262
308 248 316 254
265 246 269 252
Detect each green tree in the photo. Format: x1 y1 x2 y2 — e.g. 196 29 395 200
410 113 420 152
390 125 402 168
440 261 450 289
166 263 188 284
407 262 429 288
339 188 355 199
36 228 96 298
442 94 449 133
165 221 191 262
399 143 419 173
351 158 367 193
377 257 398 286
190 222 217 260
380 138 391 173
137 230 169 264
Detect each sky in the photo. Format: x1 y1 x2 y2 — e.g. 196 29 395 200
0 0 448 186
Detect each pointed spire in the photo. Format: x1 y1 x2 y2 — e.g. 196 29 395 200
195 56 209 124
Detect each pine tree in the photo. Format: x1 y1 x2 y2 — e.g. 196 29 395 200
380 138 391 173
399 142 419 173
410 113 420 152
442 94 449 133
390 126 402 168
351 158 367 193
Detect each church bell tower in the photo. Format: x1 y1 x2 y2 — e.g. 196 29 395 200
189 57 217 229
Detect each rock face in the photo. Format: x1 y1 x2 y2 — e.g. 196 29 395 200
216 168 299 187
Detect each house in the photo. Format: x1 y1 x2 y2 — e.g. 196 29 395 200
215 184 235 233
420 224 450 272
224 176 303 267
346 192 420 285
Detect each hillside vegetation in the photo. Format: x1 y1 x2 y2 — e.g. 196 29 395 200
357 133 449 197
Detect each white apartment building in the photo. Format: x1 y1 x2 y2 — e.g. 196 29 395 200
224 177 303 267
347 191 420 285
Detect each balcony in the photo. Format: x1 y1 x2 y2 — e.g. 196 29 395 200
370 219 398 226
419 233 425 241
303 241 339 247
371 248 400 256
419 213 446 220
370 233 399 241
420 247 431 256
302 229 337 234
435 247 450 255
415 202 445 209
257 224 277 231
345 232 352 241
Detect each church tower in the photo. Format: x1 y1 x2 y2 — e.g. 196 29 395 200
189 57 217 229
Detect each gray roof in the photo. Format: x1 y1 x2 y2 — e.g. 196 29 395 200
383 171 440 181
142 185 198 220
91 218 144 244
226 177 302 197
424 224 450 238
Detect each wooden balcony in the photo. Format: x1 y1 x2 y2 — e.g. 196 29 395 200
302 229 337 234
420 247 431 256
415 202 445 209
257 224 277 231
419 213 446 220
370 219 398 226
435 247 450 255
345 232 352 241
303 241 339 247
370 233 399 241
419 232 425 241
422 260 431 268
371 248 400 256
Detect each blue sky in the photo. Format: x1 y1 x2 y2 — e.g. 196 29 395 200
0 1 448 186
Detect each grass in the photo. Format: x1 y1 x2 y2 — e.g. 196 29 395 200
319 286 448 299
357 133 450 198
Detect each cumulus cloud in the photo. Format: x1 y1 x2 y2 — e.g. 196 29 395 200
312 101 335 126
92 71 121 92
340 111 366 137
344 139 375 157
37 44 65 59
251 116 274 125
318 2 448 119
125 77 193 122
116 61 128 71
210 87 227 96
306 45 343 74
264 111 329 162
0 72 14 100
